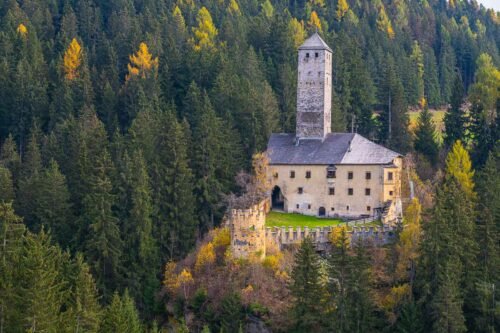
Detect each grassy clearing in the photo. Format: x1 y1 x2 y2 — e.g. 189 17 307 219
266 211 343 228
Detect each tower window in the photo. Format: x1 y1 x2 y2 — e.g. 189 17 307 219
306 171 311 179
315 52 319 58
331 207 335 211
306 53 310 58
365 188 371 196
296 204 299 209
308 204 311 209
388 172 394 181
348 188 353 195
329 187 335 195
348 171 353 180
389 191 394 196
298 187 303 194
366 172 371 180
367 206 371 212
290 170 295 178
347 205 350 211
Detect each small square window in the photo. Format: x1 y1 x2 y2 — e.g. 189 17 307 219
290 171 295 178
365 188 371 196
348 172 353 180
298 187 303 194
348 188 353 195
327 170 336 178
366 172 371 180
329 187 335 195
388 172 393 181
315 52 319 58
367 206 371 212
296 204 299 209
389 191 394 196
331 207 335 211
306 171 311 179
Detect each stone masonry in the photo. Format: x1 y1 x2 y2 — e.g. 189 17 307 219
229 201 267 259
296 33 332 140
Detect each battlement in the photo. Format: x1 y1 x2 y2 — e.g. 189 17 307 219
229 202 267 259
265 225 398 251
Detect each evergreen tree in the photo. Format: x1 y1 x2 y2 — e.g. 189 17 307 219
290 237 325 332
444 74 466 147
100 290 142 333
414 108 439 165
83 150 123 300
0 166 14 202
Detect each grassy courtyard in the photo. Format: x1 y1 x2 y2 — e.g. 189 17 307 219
266 211 343 228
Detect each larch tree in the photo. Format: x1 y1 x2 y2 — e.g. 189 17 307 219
190 7 218 52
63 38 82 80
126 42 159 81
336 0 349 21
307 11 322 32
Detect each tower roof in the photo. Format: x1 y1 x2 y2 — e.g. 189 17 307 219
298 33 332 52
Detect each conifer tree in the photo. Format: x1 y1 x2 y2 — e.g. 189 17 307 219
290 237 325 332
0 166 14 202
444 74 466 147
83 150 123 300
100 290 142 333
414 108 439 165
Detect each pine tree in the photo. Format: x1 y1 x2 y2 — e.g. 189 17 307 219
444 74 466 147
290 237 325 332
100 290 142 333
414 108 439 165
83 150 123 300
0 166 14 202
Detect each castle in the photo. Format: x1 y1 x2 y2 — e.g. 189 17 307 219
267 33 403 221
229 33 403 258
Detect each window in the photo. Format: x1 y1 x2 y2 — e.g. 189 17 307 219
298 187 303 194
296 204 299 209
329 187 335 195
389 191 394 196
348 171 353 180
365 188 371 196
273 172 278 178
308 204 311 209
327 169 336 178
348 188 353 195
290 170 295 178
367 206 371 212
366 172 371 180
331 207 335 211
306 171 311 179
346 205 350 211
306 53 310 58
315 52 319 58
388 172 393 181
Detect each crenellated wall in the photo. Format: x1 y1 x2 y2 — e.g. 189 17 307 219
229 202 267 259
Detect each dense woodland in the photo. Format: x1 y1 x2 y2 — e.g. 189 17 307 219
0 0 499 332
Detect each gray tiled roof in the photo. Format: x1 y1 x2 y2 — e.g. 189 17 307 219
298 33 332 52
267 133 401 165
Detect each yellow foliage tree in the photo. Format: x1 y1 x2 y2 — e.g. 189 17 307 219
395 198 422 280
195 242 216 271
288 18 306 49
445 140 475 198
336 0 349 20
308 11 322 32
17 24 28 38
177 269 194 299
329 225 350 248
227 0 241 16
212 227 231 248
376 4 395 39
163 261 180 294
261 0 274 18
63 38 82 80
126 42 159 81
190 7 218 52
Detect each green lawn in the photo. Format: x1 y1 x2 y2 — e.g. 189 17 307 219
266 211 343 228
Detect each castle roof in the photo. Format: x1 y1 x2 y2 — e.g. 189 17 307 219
267 133 401 165
298 33 332 52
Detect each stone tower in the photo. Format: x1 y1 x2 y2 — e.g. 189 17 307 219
296 33 333 141
229 201 266 259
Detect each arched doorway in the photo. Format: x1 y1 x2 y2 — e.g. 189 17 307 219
318 207 326 217
271 186 284 210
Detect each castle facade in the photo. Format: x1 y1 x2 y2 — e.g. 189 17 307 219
267 33 403 221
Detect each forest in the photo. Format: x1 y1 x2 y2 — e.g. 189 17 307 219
0 0 498 332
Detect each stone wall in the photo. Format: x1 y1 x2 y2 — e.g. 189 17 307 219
229 202 267 259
